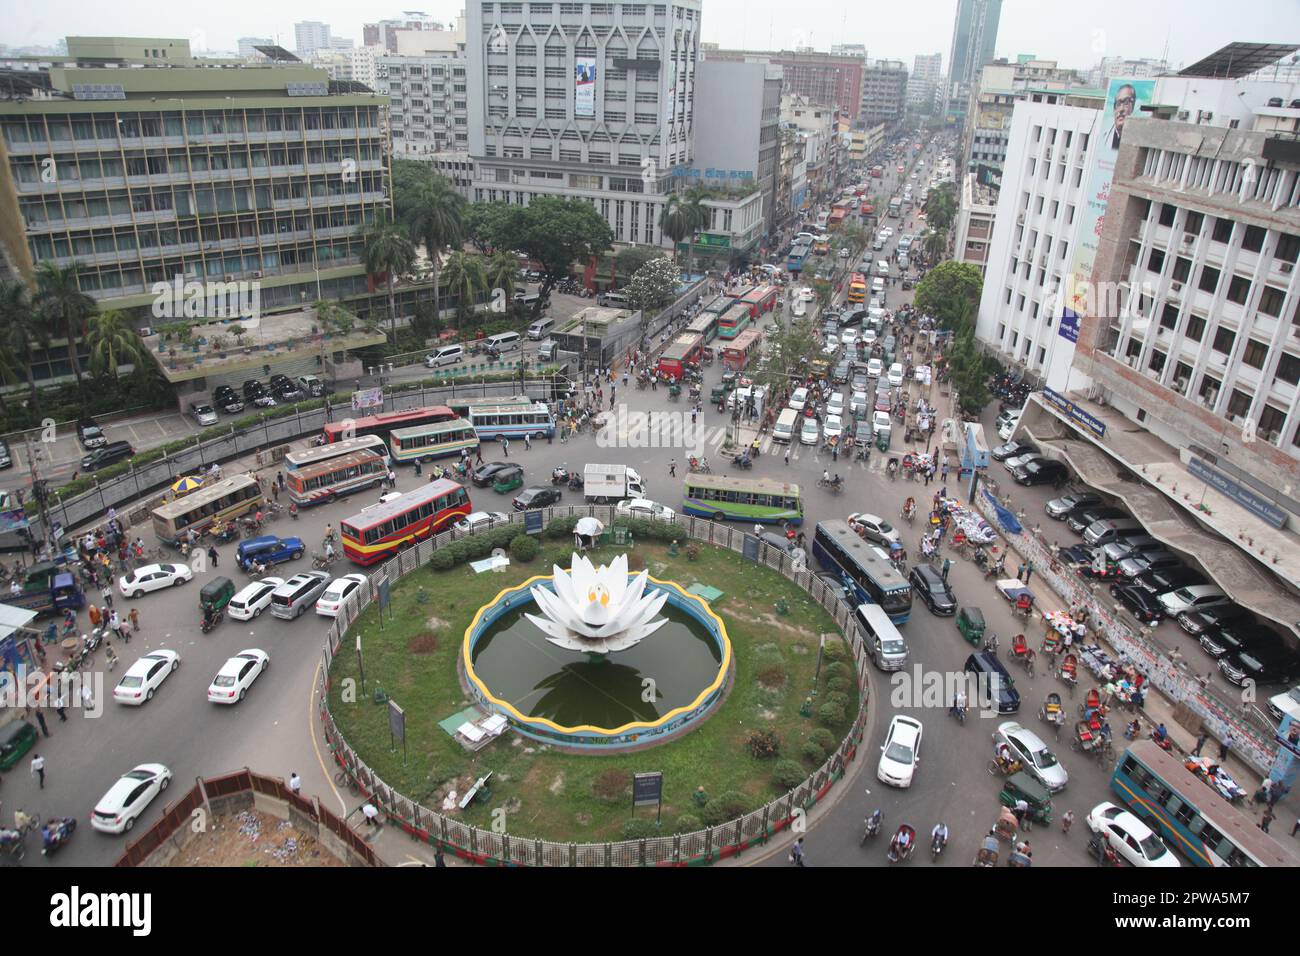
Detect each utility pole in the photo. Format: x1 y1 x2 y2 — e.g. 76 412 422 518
23 432 53 556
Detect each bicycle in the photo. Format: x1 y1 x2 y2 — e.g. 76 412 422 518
333 769 360 796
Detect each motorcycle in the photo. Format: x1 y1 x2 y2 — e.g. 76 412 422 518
567 474 584 491
983 632 1000 654
860 808 883 845
551 467 571 486
289 503 299 520
731 453 752 470
201 609 224 634
817 476 843 493
1149 730 1173 752
41 817 77 856
949 699 967 724
931 827 948 862
983 556 1006 580
312 552 338 571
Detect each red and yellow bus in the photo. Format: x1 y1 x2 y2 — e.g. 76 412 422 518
828 207 847 228
322 405 456 444
286 449 388 507
717 302 753 340
848 272 868 304
740 284 779 315
340 478 471 565
657 333 704 381
721 328 762 372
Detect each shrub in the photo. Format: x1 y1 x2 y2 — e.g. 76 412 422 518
621 818 662 840
700 791 750 827
825 661 850 683
673 814 702 834
817 702 846 727
746 729 781 759
801 740 827 765
822 640 848 662
509 534 539 562
826 677 850 695
685 543 700 561
544 516 580 540
824 691 850 712
772 759 806 790
429 549 457 572
810 728 837 753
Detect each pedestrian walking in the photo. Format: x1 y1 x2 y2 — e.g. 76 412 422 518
207 545 218 567
272 482 280 502
784 447 791 466
435 847 447 867
129 607 140 632
33 708 49 737
669 459 677 477
88 604 102 629
54 691 67 722
31 753 45 789
1061 810 1074 835
790 837 806 866
1219 734 1233 761
101 585 113 610
1260 806 1276 833
1016 562 1027 582
524 433 531 451
289 772 302 796
1192 730 1208 757
117 620 132 644
502 437 510 457
475 446 484 465
109 609 120 634
81 683 94 710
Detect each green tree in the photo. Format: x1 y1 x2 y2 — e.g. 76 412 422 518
464 201 513 254
390 158 433 221
313 299 356 336
441 251 488 327
617 245 663 283
922 227 948 264
403 176 467 328
483 250 520 307
489 197 614 319
925 182 958 233
658 194 693 261
946 316 991 416
625 255 678 323
85 309 147 381
0 278 46 410
35 261 96 386
754 319 819 393
914 260 983 331
361 217 416 342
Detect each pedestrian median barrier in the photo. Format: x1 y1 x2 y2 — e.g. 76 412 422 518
318 506 871 866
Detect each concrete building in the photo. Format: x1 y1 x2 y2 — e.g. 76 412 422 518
945 0 1002 123
466 0 701 250
294 21 333 57
381 50 469 155
954 171 998 274
238 37 274 60
781 94 841 208
861 59 909 131
909 53 943 112
365 14 457 54
706 48 865 121
1090 56 1170 88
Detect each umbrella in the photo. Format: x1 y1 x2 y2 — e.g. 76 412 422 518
171 475 204 495
575 517 604 537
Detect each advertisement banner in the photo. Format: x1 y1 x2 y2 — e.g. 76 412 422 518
575 56 597 118
0 509 29 534
351 387 384 411
1063 77 1155 318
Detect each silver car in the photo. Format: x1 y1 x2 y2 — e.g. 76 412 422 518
994 721 1069 792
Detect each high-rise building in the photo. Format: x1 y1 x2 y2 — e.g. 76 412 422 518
945 0 1002 122
382 50 470 156
705 49 865 121
908 53 943 111
365 13 451 54
861 59 909 130
466 0 701 249
294 21 333 57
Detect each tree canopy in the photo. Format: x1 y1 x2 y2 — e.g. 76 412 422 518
483 197 614 315
914 260 983 331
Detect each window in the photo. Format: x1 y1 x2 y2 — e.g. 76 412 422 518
1197 265 1220 294
1172 257 1191 283
1226 275 1251 305
1212 217 1233 243
1276 353 1300 387
1241 225 1266 252
1212 327 1236 355
1258 404 1286 442
1185 315 1206 342
1160 304 1179 330
1148 248 1165 273
1226 388 1252 419
1275 233 1300 264
1241 339 1268 369
1172 361 1193 394
1184 210 1204 236
1198 374 1220 404
1158 203 1176 226
1258 286 1285 317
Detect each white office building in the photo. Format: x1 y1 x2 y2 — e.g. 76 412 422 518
382 51 470 155
466 0 702 248
294 21 333 57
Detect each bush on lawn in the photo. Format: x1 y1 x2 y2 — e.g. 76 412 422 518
746 729 781 759
772 759 806 790
700 791 750 827
509 534 540 562
817 702 846 727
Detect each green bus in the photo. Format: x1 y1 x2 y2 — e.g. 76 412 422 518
682 475 803 524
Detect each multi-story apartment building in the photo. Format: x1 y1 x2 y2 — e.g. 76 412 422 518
1089 56 1169 88
705 47 865 121
466 0 701 250
382 51 470 155
953 171 997 274
294 21 334 57
945 0 1002 123
0 36 390 376
365 14 453 53
781 94 839 212
861 59 908 131
908 53 943 112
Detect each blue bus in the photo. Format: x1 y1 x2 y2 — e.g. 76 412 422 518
467 401 555 440
786 241 811 274
1109 740 1297 867
811 520 912 624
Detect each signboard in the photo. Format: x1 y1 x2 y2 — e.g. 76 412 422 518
388 700 405 743
377 577 391 610
1187 457 1287 529
613 58 660 74
575 56 597 118
693 234 732 250
351 387 384 411
632 771 663 808
1058 311 1080 344
524 510 544 536
1040 387 1107 439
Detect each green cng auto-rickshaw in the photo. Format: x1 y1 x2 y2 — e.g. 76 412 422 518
956 606 986 646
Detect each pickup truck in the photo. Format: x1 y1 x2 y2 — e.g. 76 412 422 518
583 464 646 504
7 569 84 617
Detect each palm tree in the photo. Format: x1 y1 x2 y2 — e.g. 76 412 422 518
34 261 96 386
658 194 692 263
403 177 466 327
482 251 519 306
360 217 416 342
680 188 711 280
85 309 147 380
923 228 948 265
441 251 488 327
0 278 46 410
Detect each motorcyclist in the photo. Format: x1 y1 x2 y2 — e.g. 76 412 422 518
202 603 216 630
931 822 949 851
950 691 967 720
14 809 37 832
325 541 336 562
864 808 882 837
42 818 70 846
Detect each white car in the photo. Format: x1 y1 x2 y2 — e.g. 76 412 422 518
867 357 884 378
800 417 820 446
113 650 180 706
997 416 1021 441
850 391 869 417
839 329 858 349
877 714 923 787
798 286 815 301
862 328 878 348
453 511 510 534
848 512 900 545
789 387 809 411
822 338 840 358
207 649 270 704
189 403 218 427
616 498 677 522
91 764 173 834
792 297 807 318
887 363 904 388
228 577 284 621
823 415 843 442
118 563 192 598
839 247 850 258
1158 585 1229 617
826 392 846 417
993 721 1069 792
880 228 894 239
316 573 369 618
1003 452 1038 474
1086 802 1180 867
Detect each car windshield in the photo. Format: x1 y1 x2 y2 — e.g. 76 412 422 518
1031 746 1058 769
884 742 913 764
881 640 906 656
1138 833 1168 860
1171 588 1194 603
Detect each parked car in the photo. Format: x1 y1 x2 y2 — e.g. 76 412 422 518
113 650 181 706
1220 642 1299 687
1177 603 1251 638
1066 505 1128 535
269 374 306 402
1137 566 1207 595
207 650 270 704
1109 582 1166 624
1157 584 1228 617
909 563 956 615
876 714 923 788
212 385 245 414
1002 452 1038 474
77 418 107 449
189 403 218 427
1198 620 1278 660
993 721 1068 792
242 380 276 408
1013 458 1068 487
1045 490 1101 519
1086 802 1179 868
992 439 1037 463
513 486 562 511
0 438 10 470
1116 551 1183 581
91 764 173 834
1099 536 1164 566
118 563 193 598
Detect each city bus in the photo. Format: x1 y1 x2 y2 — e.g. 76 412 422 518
284 434 391 473
888 198 902 219
720 328 762 372
1109 740 1298 867
388 418 480 464
657 333 705 381
681 475 803 524
786 241 811 274
340 478 471 565
716 302 754 340
828 208 847 229
322 405 456 444
467 401 555 440
811 519 913 624
848 272 868 304
444 395 537 421
686 312 719 344
740 284 779 316
151 474 264 546
285 449 388 507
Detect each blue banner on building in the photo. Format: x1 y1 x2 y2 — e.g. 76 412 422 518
1187 457 1287 529
1058 309 1080 344
1040 387 1106 439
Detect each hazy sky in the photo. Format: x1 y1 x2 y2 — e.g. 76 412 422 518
3 0 1298 73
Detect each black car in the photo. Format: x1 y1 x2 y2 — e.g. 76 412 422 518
909 563 956 615
1046 491 1103 520
243 380 276 408
1109 583 1165 624
758 532 793 554
1199 620 1277 659
1058 544 1097 572
269 374 306 402
1066 505 1127 534
815 572 852 607
212 385 245 414
992 439 1037 462
1136 565 1207 595
0 438 11 470
1220 643 1299 687
512 486 562 511
471 461 512 488
1177 603 1251 638
1117 550 1183 581
77 418 107 449
1013 458 1068 487
833 361 852 385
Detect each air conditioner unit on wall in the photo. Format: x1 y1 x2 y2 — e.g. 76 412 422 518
1282 262 1294 274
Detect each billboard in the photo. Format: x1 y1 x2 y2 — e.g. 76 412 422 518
351 387 384 411
575 56 597 118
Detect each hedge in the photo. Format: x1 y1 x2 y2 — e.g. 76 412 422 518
428 525 524 570
772 759 806 790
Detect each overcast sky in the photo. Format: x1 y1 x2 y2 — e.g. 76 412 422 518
3 0 1297 73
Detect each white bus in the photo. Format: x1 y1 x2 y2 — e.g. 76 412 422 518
283 434 390 473
467 402 555 440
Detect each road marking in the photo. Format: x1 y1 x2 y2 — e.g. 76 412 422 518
309 656 349 817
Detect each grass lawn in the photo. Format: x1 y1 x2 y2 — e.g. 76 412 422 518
328 539 855 842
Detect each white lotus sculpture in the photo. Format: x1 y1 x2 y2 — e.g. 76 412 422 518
526 553 668 654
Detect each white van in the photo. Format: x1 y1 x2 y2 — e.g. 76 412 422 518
527 316 555 340
599 291 630 307
773 408 799 444
485 331 521 353
876 260 890 276
425 344 465 368
855 603 909 671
